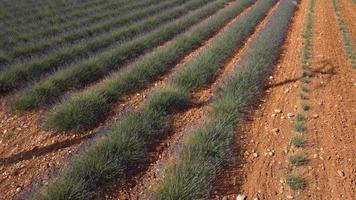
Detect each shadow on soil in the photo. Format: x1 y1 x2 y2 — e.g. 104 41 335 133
0 133 95 166
267 62 336 89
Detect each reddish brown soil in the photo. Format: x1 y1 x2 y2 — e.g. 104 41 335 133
210 0 356 199
338 0 356 45
97 2 282 199
305 0 356 198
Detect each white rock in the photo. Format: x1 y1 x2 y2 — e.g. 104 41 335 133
253 153 259 158
236 194 247 200
274 109 282 113
287 113 294 118
337 170 345 177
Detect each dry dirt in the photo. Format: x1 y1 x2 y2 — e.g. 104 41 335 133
210 0 356 199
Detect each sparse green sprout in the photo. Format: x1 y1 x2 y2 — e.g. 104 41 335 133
300 92 309 100
301 102 310 111
294 121 307 132
302 62 310 70
295 113 305 122
302 70 311 77
301 76 310 83
1 131 14 141
287 175 306 190
301 85 309 93
291 135 306 147
288 154 308 166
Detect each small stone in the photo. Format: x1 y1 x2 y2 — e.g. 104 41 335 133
253 153 259 158
254 197 259 200
337 170 345 177
269 76 273 80
274 109 282 113
268 152 274 156
236 194 247 200
280 116 286 119
286 195 293 199
16 187 21 192
313 154 318 158
312 114 319 119
271 113 276 117
287 113 294 118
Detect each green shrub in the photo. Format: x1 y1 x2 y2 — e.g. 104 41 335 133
294 121 307 132
288 154 308 166
287 175 306 190
291 135 306 147
45 92 110 131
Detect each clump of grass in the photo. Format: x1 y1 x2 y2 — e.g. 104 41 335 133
301 76 310 83
45 92 110 131
287 175 306 190
301 102 310 111
294 121 307 132
295 113 305 122
302 70 311 77
291 135 306 147
288 154 308 166
1 131 14 141
0 52 9 65
301 85 309 93
300 92 309 100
